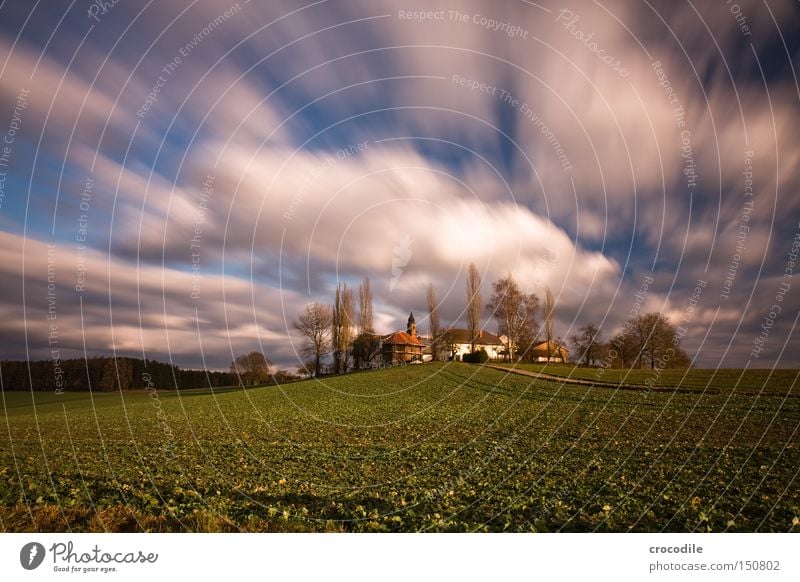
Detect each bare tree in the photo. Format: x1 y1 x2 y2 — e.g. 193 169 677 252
486 273 539 360
631 312 677 369
608 332 637 368
296 363 314 379
544 286 555 360
570 324 603 366
230 351 272 386
426 283 441 361
357 276 373 334
466 263 481 352
332 283 355 373
608 312 687 369
352 277 376 369
294 303 332 376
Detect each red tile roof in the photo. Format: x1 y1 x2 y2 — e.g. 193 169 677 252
382 331 421 346
530 340 569 355
443 328 504 346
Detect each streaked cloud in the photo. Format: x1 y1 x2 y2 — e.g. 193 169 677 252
0 0 797 369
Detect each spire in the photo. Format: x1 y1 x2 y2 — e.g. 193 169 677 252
407 312 417 337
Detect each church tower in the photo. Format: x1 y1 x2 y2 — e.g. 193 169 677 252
407 312 417 338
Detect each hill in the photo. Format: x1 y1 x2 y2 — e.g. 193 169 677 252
1 362 798 532
498 363 800 394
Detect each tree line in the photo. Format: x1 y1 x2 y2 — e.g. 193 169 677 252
228 351 300 386
569 313 691 369
1 352 302 391
294 267 691 373
294 267 555 371
294 277 380 376
427 265 548 363
0 357 236 391
433 266 690 368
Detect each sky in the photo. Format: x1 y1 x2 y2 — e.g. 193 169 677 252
0 0 798 371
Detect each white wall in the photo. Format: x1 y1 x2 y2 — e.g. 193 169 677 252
451 342 504 360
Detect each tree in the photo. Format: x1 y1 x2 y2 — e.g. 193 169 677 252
352 277 379 369
441 329 460 360
517 323 539 363
426 283 442 361
462 348 489 363
486 273 539 360
467 263 482 351
100 359 117 391
631 312 678 369
331 283 355 373
607 332 637 368
543 286 555 360
230 351 272 386
296 362 315 378
570 324 603 366
294 303 332 376
272 369 299 384
352 332 380 368
357 277 373 334
607 312 689 369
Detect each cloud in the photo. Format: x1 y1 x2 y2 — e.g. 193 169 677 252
0 0 797 369
0 230 314 369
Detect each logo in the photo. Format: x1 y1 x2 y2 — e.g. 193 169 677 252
390 235 413 292
20 542 46 570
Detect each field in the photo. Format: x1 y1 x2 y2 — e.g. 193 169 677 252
1 362 798 532
505 363 800 394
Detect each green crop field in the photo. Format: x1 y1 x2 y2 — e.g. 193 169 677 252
1 363 798 532
503 363 800 394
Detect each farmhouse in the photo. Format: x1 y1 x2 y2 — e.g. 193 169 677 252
381 312 423 365
528 340 569 362
443 329 507 361
379 313 567 364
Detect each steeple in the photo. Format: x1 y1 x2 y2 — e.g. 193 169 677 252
407 312 417 338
